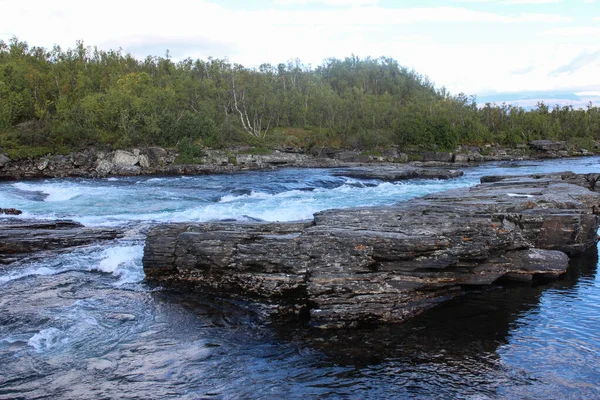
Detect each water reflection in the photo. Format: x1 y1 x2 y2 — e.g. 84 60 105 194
269 245 600 398
0 247 598 399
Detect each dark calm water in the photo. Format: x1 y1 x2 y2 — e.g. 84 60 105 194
0 157 599 399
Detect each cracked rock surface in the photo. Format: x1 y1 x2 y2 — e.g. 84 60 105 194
143 172 600 328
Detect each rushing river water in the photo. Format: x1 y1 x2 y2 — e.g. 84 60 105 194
0 157 599 399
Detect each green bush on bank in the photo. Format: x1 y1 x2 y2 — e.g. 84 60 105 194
0 38 599 160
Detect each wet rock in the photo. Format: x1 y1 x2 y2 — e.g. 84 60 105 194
0 208 22 215
143 172 600 328
0 219 123 263
332 166 464 181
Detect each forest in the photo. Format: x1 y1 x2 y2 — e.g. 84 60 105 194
1 37 599 159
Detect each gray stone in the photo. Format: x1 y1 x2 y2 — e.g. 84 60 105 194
71 151 95 167
0 219 122 263
332 166 464 181
113 165 141 175
95 160 113 176
422 152 454 162
0 153 10 167
138 154 151 168
529 140 567 152
454 152 483 163
36 159 49 170
143 172 600 328
0 208 22 215
112 150 139 166
143 147 169 166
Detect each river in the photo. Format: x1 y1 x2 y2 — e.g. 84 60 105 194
0 157 599 399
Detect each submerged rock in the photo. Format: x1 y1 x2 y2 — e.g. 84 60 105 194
143 172 600 328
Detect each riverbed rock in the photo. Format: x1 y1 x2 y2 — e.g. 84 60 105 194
0 208 22 215
0 219 123 263
143 172 600 328
332 166 464 181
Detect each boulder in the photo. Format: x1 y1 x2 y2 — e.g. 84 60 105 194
332 166 464 181
144 147 169 166
0 208 22 215
71 151 95 167
454 152 484 163
143 172 600 328
112 150 139 166
0 153 10 168
529 140 567 152
113 165 141 175
95 160 113 176
422 152 454 162
139 154 151 168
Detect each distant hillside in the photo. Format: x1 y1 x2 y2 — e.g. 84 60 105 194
1 38 599 158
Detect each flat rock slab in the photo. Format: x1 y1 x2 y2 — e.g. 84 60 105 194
0 218 123 263
332 166 464 181
143 172 600 328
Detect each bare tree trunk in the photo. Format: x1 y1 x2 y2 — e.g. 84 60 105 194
231 75 271 139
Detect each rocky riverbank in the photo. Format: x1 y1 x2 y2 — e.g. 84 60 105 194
0 139 597 180
142 172 600 328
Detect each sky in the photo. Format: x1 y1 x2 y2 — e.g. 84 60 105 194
1 0 599 107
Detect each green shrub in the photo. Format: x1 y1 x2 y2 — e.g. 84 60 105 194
174 137 205 164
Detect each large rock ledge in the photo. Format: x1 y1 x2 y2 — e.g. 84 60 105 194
0 219 122 264
332 166 464 181
142 172 600 328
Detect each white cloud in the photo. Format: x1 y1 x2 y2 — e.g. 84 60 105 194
275 0 379 5
458 0 562 3
0 0 591 96
501 0 562 4
542 27 600 38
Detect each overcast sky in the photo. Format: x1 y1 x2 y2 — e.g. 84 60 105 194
1 0 599 105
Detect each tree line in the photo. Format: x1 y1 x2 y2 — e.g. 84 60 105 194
1 37 599 158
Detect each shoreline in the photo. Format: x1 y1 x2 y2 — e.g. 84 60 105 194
0 140 598 181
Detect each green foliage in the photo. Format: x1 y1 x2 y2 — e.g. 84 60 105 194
175 137 205 164
1 37 599 157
